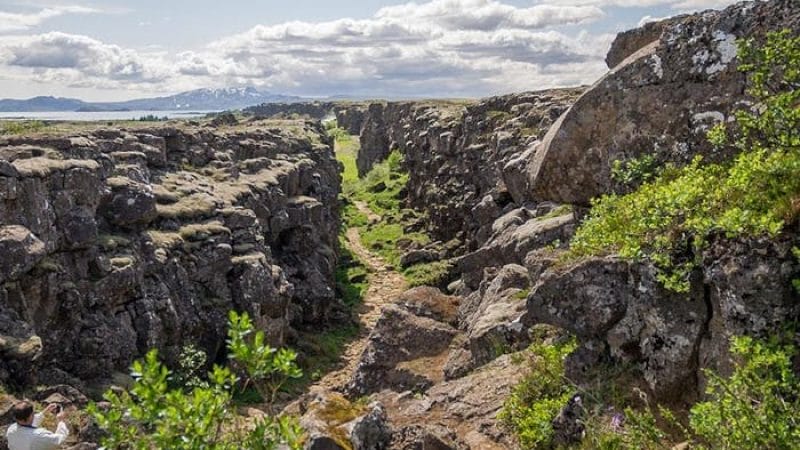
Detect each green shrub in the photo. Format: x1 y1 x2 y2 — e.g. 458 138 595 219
226 311 303 410
171 344 209 390
610 154 660 188
566 30 800 292
581 336 800 450
689 336 800 450
89 311 303 449
499 338 578 449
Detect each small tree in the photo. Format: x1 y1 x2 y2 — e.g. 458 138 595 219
226 310 302 412
89 311 304 449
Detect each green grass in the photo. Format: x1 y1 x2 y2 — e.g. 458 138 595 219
288 323 360 394
403 260 453 288
329 126 448 287
335 235 368 308
1 120 47 135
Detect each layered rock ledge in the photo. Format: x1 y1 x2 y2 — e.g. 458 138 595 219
0 119 341 389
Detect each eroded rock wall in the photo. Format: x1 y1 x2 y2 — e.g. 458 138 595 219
348 0 800 406
355 90 582 251
528 0 800 205
0 120 341 388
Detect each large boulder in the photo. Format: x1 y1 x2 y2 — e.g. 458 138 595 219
378 353 524 449
347 302 458 396
699 236 800 381
525 257 707 400
445 264 531 378
293 393 390 450
524 235 800 402
527 0 800 205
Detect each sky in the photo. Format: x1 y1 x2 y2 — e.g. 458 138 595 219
0 0 743 101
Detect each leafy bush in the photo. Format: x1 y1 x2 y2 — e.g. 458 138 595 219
226 311 302 410
499 338 578 449
689 336 800 450
566 30 800 292
610 154 660 188
580 336 799 450
171 344 209 390
90 311 303 449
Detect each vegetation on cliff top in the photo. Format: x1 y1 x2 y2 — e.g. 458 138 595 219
565 30 800 292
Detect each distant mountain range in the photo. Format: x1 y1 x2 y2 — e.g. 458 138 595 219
0 87 304 112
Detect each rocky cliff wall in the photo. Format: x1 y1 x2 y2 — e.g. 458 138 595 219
526 0 800 205
354 90 582 252
349 0 800 404
0 120 341 389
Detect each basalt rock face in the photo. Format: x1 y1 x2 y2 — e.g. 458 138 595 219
527 0 800 205
345 0 800 414
355 90 582 251
0 120 341 388
523 236 800 401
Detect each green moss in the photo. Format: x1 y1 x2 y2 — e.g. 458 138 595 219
403 260 453 288
538 205 574 221
513 288 531 301
315 394 368 450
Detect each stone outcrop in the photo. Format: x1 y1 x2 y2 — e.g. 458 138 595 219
0 119 341 388
354 90 582 251
377 353 525 450
293 393 392 450
341 0 800 418
347 300 458 396
523 236 799 401
527 0 800 205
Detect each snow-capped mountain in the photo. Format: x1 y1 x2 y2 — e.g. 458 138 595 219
0 88 304 112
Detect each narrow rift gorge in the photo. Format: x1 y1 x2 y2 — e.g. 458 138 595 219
2 1 800 449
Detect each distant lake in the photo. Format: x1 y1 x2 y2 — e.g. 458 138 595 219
0 110 219 122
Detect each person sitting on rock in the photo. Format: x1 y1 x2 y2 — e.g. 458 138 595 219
6 401 69 450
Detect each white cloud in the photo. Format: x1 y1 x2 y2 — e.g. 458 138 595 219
0 5 99 33
375 0 605 29
192 0 612 96
532 0 741 10
0 0 739 98
0 32 170 91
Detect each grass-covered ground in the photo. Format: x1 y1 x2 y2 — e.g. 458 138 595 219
330 125 452 287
